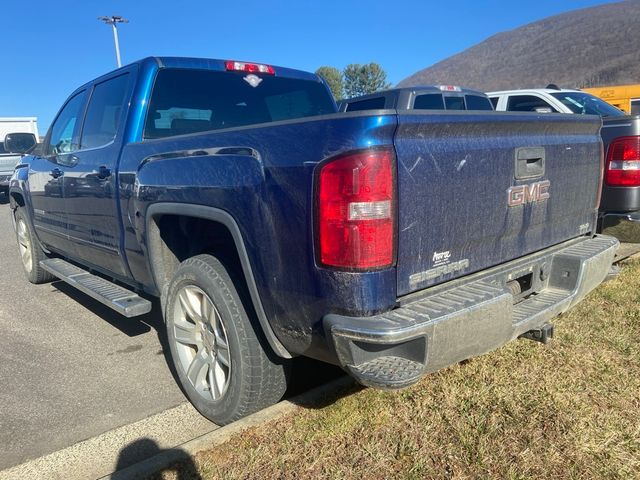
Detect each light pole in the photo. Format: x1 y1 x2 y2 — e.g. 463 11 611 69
98 15 129 68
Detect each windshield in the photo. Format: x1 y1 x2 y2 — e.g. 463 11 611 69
550 92 625 117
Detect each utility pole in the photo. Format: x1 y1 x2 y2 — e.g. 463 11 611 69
98 15 129 68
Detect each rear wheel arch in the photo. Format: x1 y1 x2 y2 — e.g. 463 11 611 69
145 203 291 359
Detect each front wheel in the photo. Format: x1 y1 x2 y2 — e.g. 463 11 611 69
14 207 55 284
165 254 289 425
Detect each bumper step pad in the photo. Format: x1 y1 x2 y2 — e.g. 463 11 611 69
41 258 152 317
348 356 426 389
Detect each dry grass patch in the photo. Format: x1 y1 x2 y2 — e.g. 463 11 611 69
153 258 640 480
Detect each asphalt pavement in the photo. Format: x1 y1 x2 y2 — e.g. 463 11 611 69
0 200 209 470
0 198 342 476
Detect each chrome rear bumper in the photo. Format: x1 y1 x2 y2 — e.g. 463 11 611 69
324 235 619 389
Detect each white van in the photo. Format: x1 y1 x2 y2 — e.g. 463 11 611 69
0 118 39 193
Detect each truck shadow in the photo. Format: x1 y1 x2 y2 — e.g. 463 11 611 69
50 280 159 336
50 280 352 407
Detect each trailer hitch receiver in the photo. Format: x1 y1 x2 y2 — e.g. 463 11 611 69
520 323 554 344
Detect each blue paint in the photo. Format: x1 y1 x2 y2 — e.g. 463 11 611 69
10 57 603 362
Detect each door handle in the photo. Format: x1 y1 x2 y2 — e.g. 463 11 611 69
50 168 63 179
515 147 545 179
96 165 111 179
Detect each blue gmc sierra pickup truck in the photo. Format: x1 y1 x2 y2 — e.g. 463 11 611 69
8 57 618 424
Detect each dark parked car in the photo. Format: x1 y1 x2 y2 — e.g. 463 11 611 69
337 85 494 112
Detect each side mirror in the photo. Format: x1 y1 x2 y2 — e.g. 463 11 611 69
534 107 553 114
4 133 37 154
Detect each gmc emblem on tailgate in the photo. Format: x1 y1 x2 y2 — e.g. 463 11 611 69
507 180 550 207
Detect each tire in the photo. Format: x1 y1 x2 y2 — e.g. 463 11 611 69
14 207 55 284
165 254 289 425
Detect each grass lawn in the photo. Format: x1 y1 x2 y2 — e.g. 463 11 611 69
154 257 640 479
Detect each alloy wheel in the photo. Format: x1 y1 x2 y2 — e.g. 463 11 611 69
172 285 231 401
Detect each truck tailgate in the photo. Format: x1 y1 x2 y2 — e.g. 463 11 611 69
395 112 602 296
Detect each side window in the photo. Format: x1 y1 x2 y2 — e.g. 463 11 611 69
345 96 386 112
48 91 86 155
413 94 445 110
489 96 499 109
631 99 640 115
465 95 493 111
506 95 557 112
81 74 129 149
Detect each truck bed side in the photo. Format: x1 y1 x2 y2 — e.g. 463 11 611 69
118 112 398 359
118 110 603 361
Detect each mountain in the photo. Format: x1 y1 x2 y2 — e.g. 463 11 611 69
398 1 640 91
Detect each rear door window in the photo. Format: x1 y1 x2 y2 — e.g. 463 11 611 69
413 94 445 110
81 74 130 149
144 68 335 139
632 99 640 115
344 96 386 112
506 95 557 112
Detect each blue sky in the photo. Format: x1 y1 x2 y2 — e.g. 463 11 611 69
2 0 620 131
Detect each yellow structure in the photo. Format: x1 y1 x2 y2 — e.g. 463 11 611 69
582 84 640 114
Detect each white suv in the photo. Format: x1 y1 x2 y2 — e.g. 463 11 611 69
487 87 625 116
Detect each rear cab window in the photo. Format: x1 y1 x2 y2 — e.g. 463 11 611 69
413 94 445 110
344 96 386 112
444 96 465 110
144 68 336 139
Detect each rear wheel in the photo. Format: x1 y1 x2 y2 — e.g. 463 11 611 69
165 254 289 425
14 207 55 284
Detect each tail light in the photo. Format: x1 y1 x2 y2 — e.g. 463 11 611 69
605 136 640 186
316 147 396 270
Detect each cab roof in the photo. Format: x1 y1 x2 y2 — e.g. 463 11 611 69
487 88 582 96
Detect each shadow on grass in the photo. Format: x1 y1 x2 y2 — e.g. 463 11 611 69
285 357 361 410
111 438 201 480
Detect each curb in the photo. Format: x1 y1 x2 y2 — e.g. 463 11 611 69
102 376 355 479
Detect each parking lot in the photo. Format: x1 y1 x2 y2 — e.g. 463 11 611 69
0 200 209 469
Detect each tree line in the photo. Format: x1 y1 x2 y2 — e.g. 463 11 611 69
315 63 391 100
